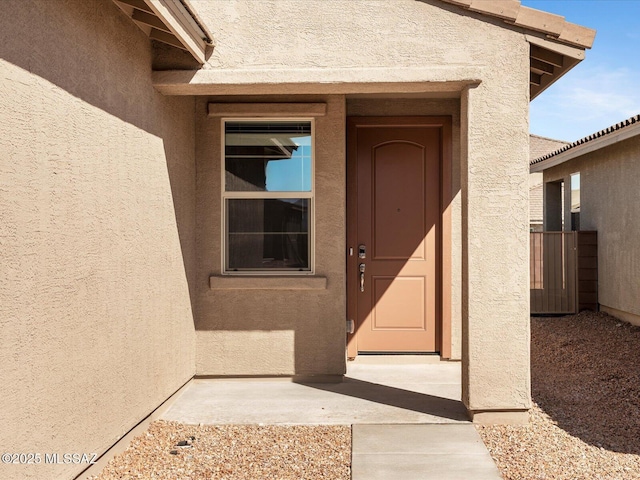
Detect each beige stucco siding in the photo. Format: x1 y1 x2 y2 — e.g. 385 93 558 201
193 0 512 72
0 1 196 479
175 0 514 97
543 135 640 322
195 95 346 376
460 45 531 415
189 0 532 415
529 136 570 229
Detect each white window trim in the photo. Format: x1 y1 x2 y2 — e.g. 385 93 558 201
221 118 316 275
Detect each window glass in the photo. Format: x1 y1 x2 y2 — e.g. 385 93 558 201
570 173 580 213
225 122 312 192
226 199 310 270
223 120 313 273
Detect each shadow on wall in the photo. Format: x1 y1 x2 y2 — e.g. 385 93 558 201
1 0 159 135
0 0 199 315
192 94 350 377
346 117 455 355
194 100 461 376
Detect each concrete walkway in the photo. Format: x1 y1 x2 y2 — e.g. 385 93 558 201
161 357 502 479
352 424 502 480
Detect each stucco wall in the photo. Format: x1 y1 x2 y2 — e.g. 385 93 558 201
529 135 569 229
190 0 513 75
458 41 531 418
186 0 530 412
188 0 531 416
543 135 640 323
195 95 346 376
0 1 196 479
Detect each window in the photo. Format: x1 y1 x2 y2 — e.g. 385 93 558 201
222 120 313 273
570 172 580 231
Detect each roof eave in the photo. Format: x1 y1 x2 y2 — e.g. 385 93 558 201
437 0 595 101
527 35 585 100
530 121 640 173
438 0 595 49
113 0 213 64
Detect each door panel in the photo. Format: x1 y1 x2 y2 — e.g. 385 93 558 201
373 277 425 330
349 118 441 353
373 142 427 260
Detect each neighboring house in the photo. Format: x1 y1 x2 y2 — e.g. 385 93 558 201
529 135 570 231
1 1 594 478
531 114 640 326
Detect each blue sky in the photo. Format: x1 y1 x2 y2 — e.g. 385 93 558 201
265 136 311 192
522 0 640 143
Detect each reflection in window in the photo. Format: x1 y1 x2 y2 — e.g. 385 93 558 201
225 122 311 192
571 172 580 231
223 120 313 273
227 199 309 270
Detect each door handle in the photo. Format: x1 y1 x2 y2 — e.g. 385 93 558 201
359 263 366 292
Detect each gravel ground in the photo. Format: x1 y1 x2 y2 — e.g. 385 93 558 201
91 423 350 480
93 310 640 479
477 311 640 479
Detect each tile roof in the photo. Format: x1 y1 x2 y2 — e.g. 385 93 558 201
437 0 595 99
530 134 569 161
530 114 640 166
438 0 595 49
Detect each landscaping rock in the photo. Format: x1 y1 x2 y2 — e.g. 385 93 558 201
477 311 640 479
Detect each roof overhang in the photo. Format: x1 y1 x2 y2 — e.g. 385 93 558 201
144 0 594 99
112 0 213 63
152 67 483 96
438 0 596 100
526 35 586 100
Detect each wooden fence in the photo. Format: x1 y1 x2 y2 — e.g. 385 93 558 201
530 231 597 315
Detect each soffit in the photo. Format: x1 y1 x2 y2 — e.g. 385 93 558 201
438 0 596 99
112 0 213 63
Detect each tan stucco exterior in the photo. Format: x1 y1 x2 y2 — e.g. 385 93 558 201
195 94 347 377
0 1 196 479
460 80 531 420
2 1 597 473
184 0 532 419
541 132 640 325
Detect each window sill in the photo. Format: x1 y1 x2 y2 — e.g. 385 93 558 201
209 275 327 291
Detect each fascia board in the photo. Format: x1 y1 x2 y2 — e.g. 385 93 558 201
145 0 208 63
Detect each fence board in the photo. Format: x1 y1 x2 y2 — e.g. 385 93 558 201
530 232 577 314
577 231 598 311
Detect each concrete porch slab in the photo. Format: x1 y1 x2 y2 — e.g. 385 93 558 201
159 359 503 479
161 359 468 425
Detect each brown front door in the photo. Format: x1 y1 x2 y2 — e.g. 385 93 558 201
347 117 443 353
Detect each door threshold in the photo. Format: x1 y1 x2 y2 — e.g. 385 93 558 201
358 352 440 355
349 354 445 365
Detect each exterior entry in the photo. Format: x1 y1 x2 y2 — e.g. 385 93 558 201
347 117 446 354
